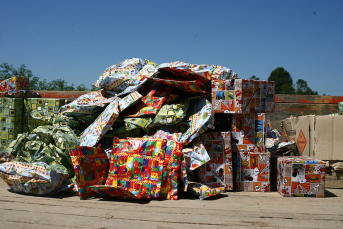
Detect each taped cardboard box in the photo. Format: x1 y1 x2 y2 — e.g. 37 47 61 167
197 132 233 191
280 115 343 160
277 156 325 197
212 79 275 114
0 98 23 149
236 151 270 192
231 113 269 192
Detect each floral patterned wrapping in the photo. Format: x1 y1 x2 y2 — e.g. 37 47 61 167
69 146 109 200
0 98 24 150
277 156 325 197
0 161 71 195
197 132 233 191
187 181 225 200
0 76 29 93
212 79 275 114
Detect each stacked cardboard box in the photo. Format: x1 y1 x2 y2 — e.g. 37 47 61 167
277 156 325 197
211 79 275 192
197 131 233 190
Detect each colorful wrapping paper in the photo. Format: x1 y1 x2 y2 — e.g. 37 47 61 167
231 113 266 154
157 61 237 81
118 91 142 112
197 132 233 191
23 98 66 133
236 151 271 192
122 87 173 117
0 98 24 150
148 99 189 129
0 161 71 195
187 181 225 200
79 91 142 147
69 146 109 200
104 138 168 199
60 90 115 116
180 139 211 191
87 137 182 200
147 77 209 95
277 156 325 197
178 97 213 146
0 76 29 93
339 102 343 113
212 79 275 114
6 124 79 179
0 151 15 163
79 98 119 147
93 58 146 91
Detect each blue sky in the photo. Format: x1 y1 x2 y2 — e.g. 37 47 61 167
1 0 342 95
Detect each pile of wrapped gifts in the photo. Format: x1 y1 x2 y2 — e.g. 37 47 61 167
0 58 326 199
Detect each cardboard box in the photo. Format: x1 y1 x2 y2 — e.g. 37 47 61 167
23 98 66 133
280 115 343 160
277 156 325 197
231 113 266 154
212 79 275 114
236 151 270 192
197 132 234 191
231 113 269 192
0 98 24 149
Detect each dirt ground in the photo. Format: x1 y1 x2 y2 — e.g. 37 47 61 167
0 178 342 229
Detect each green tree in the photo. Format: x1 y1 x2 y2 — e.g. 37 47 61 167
295 79 318 95
250 75 260 80
0 63 89 91
268 67 295 94
0 63 41 90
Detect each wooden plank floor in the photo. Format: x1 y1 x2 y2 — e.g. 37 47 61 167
1 179 343 229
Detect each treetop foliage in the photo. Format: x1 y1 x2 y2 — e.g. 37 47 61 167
0 63 90 91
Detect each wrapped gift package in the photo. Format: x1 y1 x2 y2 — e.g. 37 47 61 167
231 113 269 192
23 98 66 133
1 58 282 201
212 79 275 114
231 113 266 154
236 151 270 192
0 76 29 93
277 156 325 197
197 131 233 190
0 98 24 149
